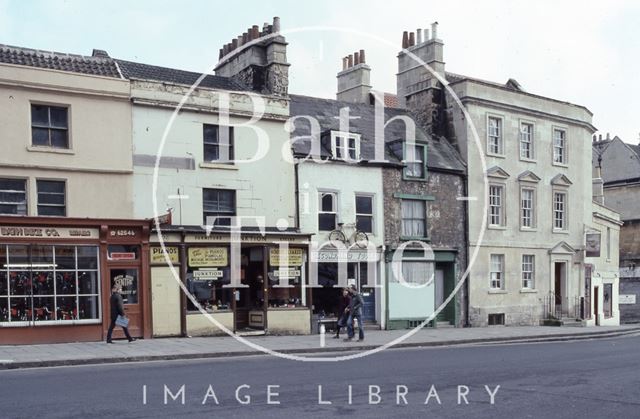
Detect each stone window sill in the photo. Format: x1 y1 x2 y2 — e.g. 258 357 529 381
27 145 75 155
520 289 537 294
488 289 507 294
199 162 238 170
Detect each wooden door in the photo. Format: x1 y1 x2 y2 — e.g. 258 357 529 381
109 268 142 338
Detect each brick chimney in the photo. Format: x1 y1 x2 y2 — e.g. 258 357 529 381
336 49 372 103
396 22 445 108
214 17 290 97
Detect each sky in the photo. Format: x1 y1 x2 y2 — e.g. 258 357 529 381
1 0 638 144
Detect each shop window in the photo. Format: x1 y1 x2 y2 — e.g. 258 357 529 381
37 179 66 216
0 178 27 215
203 188 235 227
355 195 374 233
186 246 232 312
267 247 305 308
31 104 69 149
110 269 139 305
1 244 100 323
203 124 234 163
318 192 337 231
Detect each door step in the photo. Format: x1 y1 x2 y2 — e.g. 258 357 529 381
560 318 585 327
235 328 266 337
436 321 455 328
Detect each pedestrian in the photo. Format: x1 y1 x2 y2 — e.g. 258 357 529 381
334 288 352 339
345 284 364 342
106 284 135 343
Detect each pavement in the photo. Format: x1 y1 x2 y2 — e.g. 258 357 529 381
0 324 639 370
2 335 640 418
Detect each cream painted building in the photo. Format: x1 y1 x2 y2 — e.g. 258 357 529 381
0 45 133 218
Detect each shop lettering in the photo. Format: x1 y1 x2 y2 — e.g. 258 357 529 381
0 227 94 238
110 229 137 237
114 275 135 287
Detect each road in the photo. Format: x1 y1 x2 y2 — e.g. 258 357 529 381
1 335 640 418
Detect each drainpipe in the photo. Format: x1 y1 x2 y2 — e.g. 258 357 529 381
294 162 301 230
462 174 471 327
179 228 187 337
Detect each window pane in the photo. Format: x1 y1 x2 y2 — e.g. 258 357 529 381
37 180 65 193
0 297 7 322
355 196 372 214
56 296 77 320
50 129 69 148
32 128 49 146
56 271 76 295
78 271 99 294
78 296 99 319
356 216 373 233
38 205 65 216
32 271 54 295
0 270 6 296
38 193 65 205
321 193 334 212
55 246 76 269
204 144 219 161
31 104 49 125
111 269 138 304
77 246 98 269
203 124 219 143
49 107 68 128
319 213 336 231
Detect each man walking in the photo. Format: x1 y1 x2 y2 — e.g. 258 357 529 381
106 284 135 343
345 284 364 342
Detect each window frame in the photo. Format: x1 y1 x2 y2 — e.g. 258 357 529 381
355 194 374 234
552 127 568 166
486 114 504 157
36 179 66 217
519 120 535 161
521 254 535 290
552 190 568 232
30 103 70 150
0 177 28 216
318 191 338 232
488 183 506 228
489 254 505 290
400 199 427 239
403 143 428 180
330 131 361 161
202 188 236 226
520 186 536 230
203 124 235 164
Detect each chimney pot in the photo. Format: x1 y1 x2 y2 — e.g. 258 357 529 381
242 32 248 44
606 132 611 140
231 38 238 50
273 16 281 32
416 29 422 44
431 21 438 39
359 49 365 63
402 31 409 49
348 54 353 68
599 134 602 141
252 25 260 39
354 51 360 65
237 35 243 47
342 57 348 70
409 32 415 46
424 28 430 41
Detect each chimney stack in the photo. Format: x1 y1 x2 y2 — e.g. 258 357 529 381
431 21 438 39
215 17 290 97
402 31 409 49
336 49 372 104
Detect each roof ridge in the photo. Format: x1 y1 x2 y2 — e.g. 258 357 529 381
0 43 112 62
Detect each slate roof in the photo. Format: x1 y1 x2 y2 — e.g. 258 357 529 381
289 94 465 173
0 43 121 78
115 59 246 91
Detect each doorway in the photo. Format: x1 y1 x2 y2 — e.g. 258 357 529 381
594 286 600 326
109 268 142 338
554 262 566 313
235 246 266 333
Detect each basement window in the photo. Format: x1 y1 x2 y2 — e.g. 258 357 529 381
488 313 505 326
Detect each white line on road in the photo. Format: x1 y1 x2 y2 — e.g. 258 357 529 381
320 324 326 348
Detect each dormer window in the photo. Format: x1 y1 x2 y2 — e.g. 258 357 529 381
331 131 360 161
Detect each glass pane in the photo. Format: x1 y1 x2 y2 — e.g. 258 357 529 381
203 124 219 143
9 271 29 295
0 178 26 192
49 107 68 128
78 296 99 319
37 180 65 193
78 271 99 294
32 271 54 295
56 296 77 320
0 297 7 322
321 194 334 212
0 191 26 204
8 245 29 265
56 271 76 295
111 269 138 304
0 271 6 296
356 216 372 233
31 245 53 264
32 128 49 146
9 296 30 321
204 144 219 161
38 205 66 216
55 246 76 269
355 196 372 214
0 245 5 271
50 129 69 148
31 105 49 125
318 213 336 231
77 246 98 269
33 297 54 321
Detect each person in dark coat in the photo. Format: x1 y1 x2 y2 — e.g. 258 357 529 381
345 284 365 342
106 284 135 343
333 288 352 339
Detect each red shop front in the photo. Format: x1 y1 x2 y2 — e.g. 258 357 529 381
0 216 151 344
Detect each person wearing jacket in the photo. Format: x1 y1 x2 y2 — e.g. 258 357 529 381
334 288 352 339
106 284 135 343
345 284 364 342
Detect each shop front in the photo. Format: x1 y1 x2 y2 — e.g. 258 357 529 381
149 227 312 337
0 217 151 344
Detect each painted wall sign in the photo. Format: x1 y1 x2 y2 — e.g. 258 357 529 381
269 248 304 266
150 246 179 264
585 233 601 257
188 247 228 267
313 250 380 263
189 233 307 244
619 294 636 304
0 226 98 239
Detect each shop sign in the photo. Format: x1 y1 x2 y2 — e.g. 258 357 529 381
313 250 380 263
188 247 228 267
269 248 304 266
150 246 180 264
109 252 136 261
193 268 224 280
619 294 636 305
109 227 140 238
585 233 601 257
190 233 307 244
273 268 301 278
0 226 98 239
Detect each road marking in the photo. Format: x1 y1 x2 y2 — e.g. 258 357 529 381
320 324 326 348
457 196 478 201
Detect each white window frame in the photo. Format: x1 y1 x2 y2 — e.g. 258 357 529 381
401 199 427 238
520 187 536 230
318 191 339 231
552 190 568 231
490 254 505 290
519 121 535 160
488 184 505 227
36 178 66 217
521 254 535 289
355 193 374 234
552 127 567 165
486 115 504 156
330 131 361 161
0 177 28 216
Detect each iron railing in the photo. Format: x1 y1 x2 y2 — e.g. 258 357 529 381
544 293 583 320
